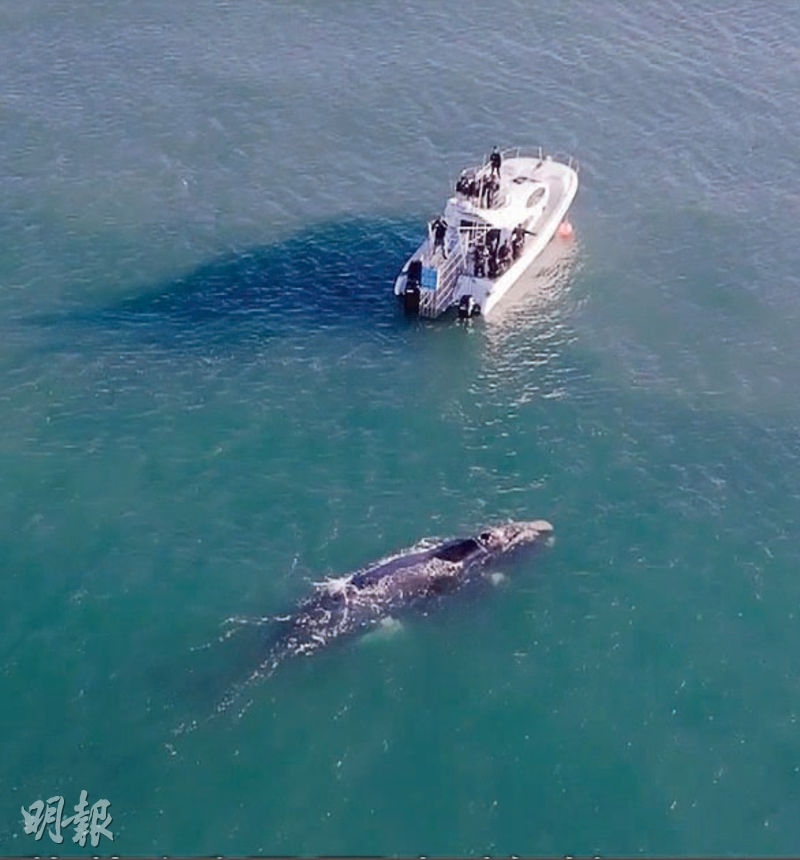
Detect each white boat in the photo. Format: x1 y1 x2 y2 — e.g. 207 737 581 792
394 147 579 319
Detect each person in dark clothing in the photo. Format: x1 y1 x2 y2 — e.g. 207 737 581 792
486 175 500 207
511 224 525 260
490 146 502 178
497 241 510 272
430 216 448 258
457 170 480 198
487 249 498 279
473 241 486 277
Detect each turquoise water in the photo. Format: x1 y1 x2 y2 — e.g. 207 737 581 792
2 0 800 854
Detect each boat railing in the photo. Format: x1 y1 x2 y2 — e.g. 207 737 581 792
460 147 578 186
457 222 489 251
453 147 576 209
499 145 544 163
418 231 467 318
498 146 579 173
550 150 580 173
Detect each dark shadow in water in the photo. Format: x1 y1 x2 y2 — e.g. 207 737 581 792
32 216 425 345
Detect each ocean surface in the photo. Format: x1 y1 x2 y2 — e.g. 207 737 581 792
2 0 800 854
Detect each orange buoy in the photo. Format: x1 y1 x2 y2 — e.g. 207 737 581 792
557 220 574 239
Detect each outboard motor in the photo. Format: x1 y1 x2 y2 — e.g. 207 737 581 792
403 259 422 314
458 295 480 319
407 259 422 287
404 282 421 314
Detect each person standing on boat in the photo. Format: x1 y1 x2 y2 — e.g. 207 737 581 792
511 224 524 260
484 174 499 208
498 240 510 273
473 240 486 277
481 176 491 208
490 146 502 178
487 243 499 279
430 216 448 259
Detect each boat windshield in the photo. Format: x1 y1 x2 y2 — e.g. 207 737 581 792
526 187 546 207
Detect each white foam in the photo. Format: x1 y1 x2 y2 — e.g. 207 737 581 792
360 616 405 644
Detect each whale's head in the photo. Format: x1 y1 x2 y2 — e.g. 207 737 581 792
477 520 554 556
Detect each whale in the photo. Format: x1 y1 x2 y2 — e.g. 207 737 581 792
212 520 554 715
